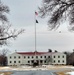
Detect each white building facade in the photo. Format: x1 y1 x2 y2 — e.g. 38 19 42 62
7 51 66 66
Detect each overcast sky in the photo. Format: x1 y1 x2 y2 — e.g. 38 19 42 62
1 0 74 53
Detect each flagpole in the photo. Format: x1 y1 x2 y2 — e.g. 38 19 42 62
34 11 38 63
35 11 36 56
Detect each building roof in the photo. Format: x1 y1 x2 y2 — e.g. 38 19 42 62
17 51 50 55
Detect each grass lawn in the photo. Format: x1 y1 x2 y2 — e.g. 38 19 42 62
0 72 12 75
56 70 71 75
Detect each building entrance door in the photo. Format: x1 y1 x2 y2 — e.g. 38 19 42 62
33 60 39 67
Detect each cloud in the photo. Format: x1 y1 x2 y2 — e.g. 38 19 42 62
1 0 74 53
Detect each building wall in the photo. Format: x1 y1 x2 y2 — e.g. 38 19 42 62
52 53 66 65
7 52 66 66
21 55 51 65
7 53 23 66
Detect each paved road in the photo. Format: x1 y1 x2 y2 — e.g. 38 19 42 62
11 70 57 75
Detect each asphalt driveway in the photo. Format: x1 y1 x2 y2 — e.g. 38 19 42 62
11 70 57 75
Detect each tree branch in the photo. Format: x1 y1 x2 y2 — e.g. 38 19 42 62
0 29 25 40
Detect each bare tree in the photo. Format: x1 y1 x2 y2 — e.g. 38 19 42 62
0 49 9 56
39 0 74 31
0 1 24 45
48 49 52 52
64 51 74 65
0 49 9 66
54 50 58 52
45 57 53 64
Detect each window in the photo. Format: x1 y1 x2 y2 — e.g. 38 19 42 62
58 60 60 63
18 56 20 58
10 56 11 59
28 56 30 58
40 60 43 63
44 61 46 63
54 56 55 58
28 61 30 63
24 56 26 58
62 60 64 63
31 60 34 63
54 60 55 63
32 56 33 58
36 56 38 58
62 56 64 58
10 61 12 63
14 56 16 58
14 61 16 63
44 56 46 58
18 61 20 63
40 56 42 58
48 56 50 58
58 56 60 58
